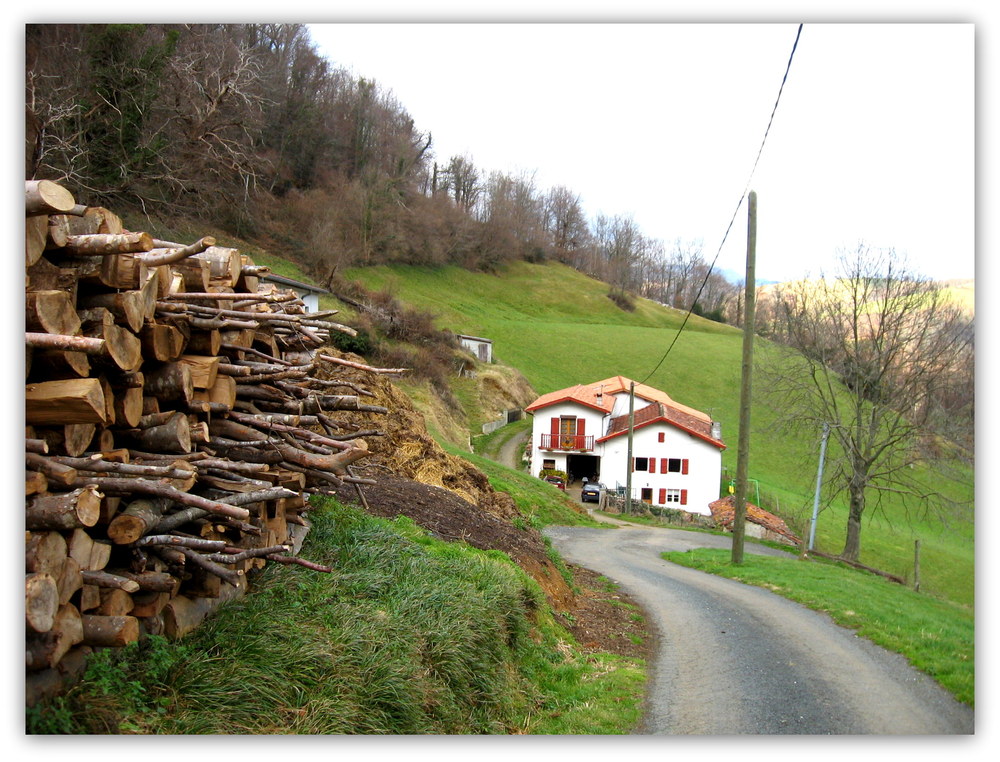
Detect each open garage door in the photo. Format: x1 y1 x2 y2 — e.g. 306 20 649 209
566 454 600 485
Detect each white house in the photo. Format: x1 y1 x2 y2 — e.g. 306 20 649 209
525 376 725 515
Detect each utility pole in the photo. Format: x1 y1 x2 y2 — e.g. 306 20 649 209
808 422 830 550
732 191 757 564
625 381 635 515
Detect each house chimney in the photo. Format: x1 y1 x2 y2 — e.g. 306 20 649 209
711 420 722 441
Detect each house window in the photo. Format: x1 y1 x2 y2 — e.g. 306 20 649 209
633 457 649 472
664 489 682 504
640 488 653 504
658 432 665 443
542 459 556 470
660 458 690 474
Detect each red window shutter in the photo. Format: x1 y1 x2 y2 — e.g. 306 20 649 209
660 458 668 473
577 418 586 436
658 432 665 443
550 418 559 437
649 457 656 473
680 489 688 505
658 488 666 504
682 459 689 475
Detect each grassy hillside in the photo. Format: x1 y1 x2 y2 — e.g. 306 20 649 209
344 261 974 607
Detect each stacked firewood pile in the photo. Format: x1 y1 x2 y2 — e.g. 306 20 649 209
24 180 401 704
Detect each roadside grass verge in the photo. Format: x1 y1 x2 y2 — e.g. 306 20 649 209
661 548 974 706
27 499 642 735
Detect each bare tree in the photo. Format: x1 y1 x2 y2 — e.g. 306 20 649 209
763 245 973 562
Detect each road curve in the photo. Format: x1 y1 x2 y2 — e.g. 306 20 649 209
544 523 974 735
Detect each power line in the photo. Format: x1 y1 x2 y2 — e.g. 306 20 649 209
640 23 804 385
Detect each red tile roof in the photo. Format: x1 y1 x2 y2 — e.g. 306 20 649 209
527 376 725 449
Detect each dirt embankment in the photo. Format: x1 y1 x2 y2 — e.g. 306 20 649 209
317 354 576 609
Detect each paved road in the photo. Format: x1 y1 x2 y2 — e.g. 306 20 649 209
544 522 974 735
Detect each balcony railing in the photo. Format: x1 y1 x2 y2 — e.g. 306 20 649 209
540 433 594 452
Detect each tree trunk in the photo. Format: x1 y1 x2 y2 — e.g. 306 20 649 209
25 378 107 425
25 179 76 216
841 480 866 562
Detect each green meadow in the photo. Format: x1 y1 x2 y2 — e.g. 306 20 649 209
345 260 974 607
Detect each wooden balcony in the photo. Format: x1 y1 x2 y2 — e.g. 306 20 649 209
540 433 594 452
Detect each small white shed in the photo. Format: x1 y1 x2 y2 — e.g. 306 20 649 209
457 334 493 363
260 273 330 313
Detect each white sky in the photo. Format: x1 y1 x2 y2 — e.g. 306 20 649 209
308 21 975 284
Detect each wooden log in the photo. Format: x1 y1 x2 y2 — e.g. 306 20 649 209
107 498 168 545
139 236 216 267
174 257 211 291
56 556 83 605
26 378 106 425
26 179 76 215
66 476 252 521
26 470 48 495
179 354 220 389
82 615 139 647
77 289 146 333
26 256 78 299
88 540 112 571
26 604 83 671
26 485 103 530
63 232 153 256
129 591 171 618
26 214 49 266
196 247 242 287
81 320 142 372
26 573 59 633
26 645 92 708
110 570 179 594
185 328 221 355
27 348 91 379
26 290 83 336
162 581 246 640
25 452 78 486
124 412 192 454
113 384 144 428
80 570 141 593
140 322 187 362
96 588 135 617
143 362 194 402
78 584 102 612
25 332 105 356
66 251 146 290
26 531 68 576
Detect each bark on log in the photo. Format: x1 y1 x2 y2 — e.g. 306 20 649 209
124 412 192 454
77 289 146 333
26 573 59 633
82 615 139 647
26 180 76 216
26 604 83 671
81 320 142 372
179 354 220 389
64 232 153 256
108 498 169 545
143 362 194 403
140 236 216 267
26 485 103 530
26 470 48 495
25 332 105 356
80 570 141 593
67 476 252 521
162 578 246 640
25 452 78 486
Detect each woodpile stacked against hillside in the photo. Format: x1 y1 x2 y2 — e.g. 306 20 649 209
24 180 398 703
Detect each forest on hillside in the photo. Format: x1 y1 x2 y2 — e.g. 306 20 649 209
25 22 736 317
25 22 973 453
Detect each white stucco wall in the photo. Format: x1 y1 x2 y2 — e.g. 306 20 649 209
599 423 721 516
529 401 607 478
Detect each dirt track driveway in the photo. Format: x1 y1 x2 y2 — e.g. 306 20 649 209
543 523 974 735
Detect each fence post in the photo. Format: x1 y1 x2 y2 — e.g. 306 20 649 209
914 539 921 592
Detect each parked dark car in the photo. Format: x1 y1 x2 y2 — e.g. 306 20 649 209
581 481 605 503
544 475 566 491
